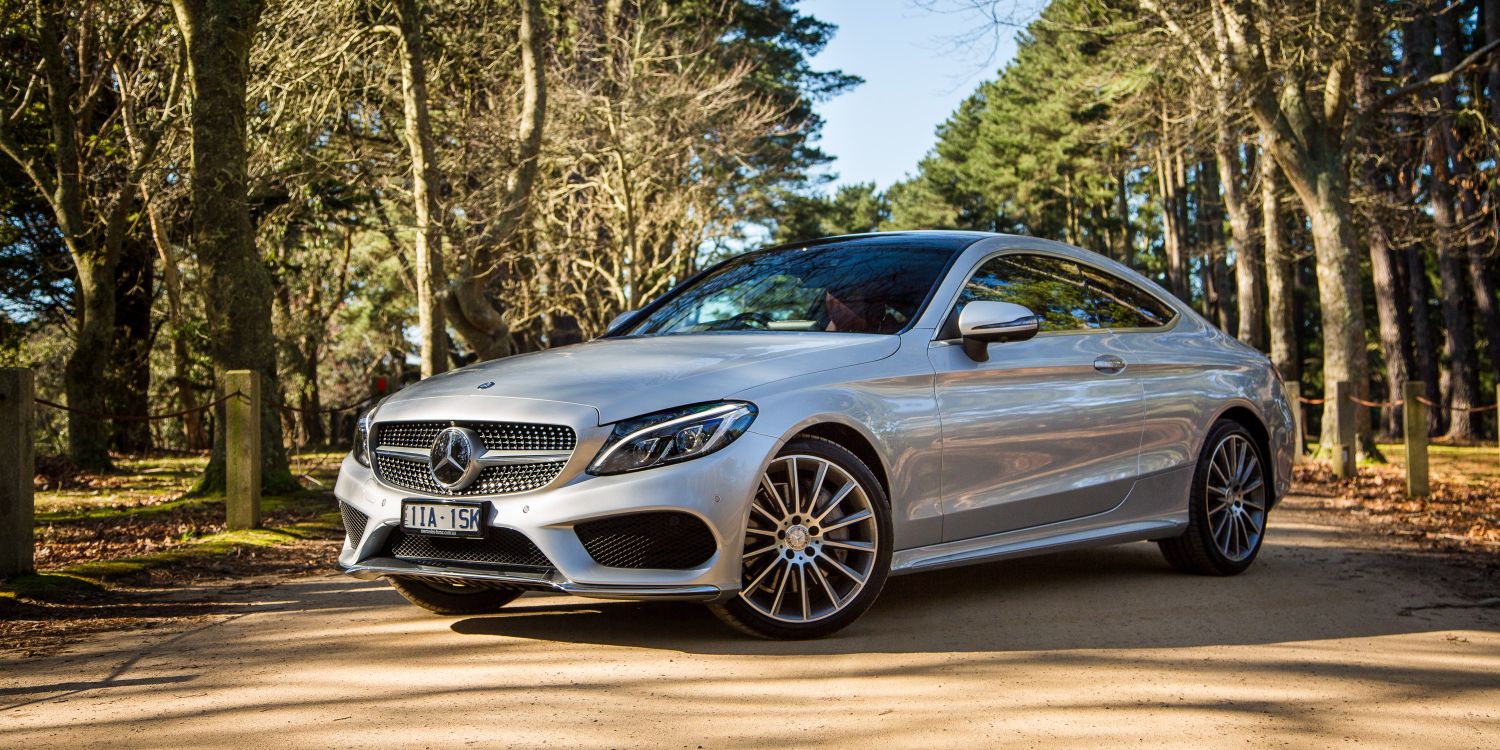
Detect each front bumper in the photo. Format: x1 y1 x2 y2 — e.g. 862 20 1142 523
334 428 778 602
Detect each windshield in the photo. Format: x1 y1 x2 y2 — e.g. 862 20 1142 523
622 243 957 336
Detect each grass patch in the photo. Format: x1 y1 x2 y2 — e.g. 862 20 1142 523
7 508 343 602
0 572 103 601
1375 443 1500 487
59 528 305 581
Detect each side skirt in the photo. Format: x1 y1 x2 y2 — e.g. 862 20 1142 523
891 517 1186 575
892 464 1194 575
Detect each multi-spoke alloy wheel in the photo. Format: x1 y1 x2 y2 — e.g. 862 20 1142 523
711 436 891 639
1158 420 1270 576
1205 433 1266 562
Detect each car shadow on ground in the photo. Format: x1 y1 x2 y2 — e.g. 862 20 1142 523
444 524 1499 656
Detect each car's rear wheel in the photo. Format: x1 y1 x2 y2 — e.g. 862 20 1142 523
710 436 892 639
1158 420 1269 575
388 576 523 615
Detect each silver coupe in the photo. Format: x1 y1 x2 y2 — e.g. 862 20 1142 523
336 231 1295 638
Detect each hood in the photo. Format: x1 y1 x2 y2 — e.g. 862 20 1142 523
385 332 900 424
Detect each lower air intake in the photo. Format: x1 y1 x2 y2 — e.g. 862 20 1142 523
575 512 717 570
384 528 553 570
340 502 368 546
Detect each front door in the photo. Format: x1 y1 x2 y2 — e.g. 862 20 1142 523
929 252 1144 541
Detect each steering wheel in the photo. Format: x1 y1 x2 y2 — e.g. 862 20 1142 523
705 311 771 331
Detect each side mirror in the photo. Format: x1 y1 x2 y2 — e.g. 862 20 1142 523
957 301 1039 361
606 309 639 334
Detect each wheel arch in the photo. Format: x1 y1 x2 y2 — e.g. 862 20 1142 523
788 421 891 504
1211 403 1277 507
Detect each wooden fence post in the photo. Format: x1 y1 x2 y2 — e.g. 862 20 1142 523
0 368 35 579
1330 380 1356 480
1404 381 1428 497
1286 381 1304 463
224 370 261 530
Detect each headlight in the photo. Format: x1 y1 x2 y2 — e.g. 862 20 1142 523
352 411 372 467
588 401 757 475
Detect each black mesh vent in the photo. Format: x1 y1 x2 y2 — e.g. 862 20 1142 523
575 512 717 570
340 502 368 545
375 421 575 452
374 454 566 497
384 528 553 570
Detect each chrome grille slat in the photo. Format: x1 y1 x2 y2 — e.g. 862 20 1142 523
372 420 576 496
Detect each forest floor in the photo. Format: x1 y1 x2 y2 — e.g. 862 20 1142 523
3 445 1498 657
1 447 1498 747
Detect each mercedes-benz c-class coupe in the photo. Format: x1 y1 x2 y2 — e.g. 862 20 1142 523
336 231 1294 638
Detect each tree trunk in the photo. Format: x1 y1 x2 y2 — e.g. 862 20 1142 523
172 0 296 493
33 5 115 471
444 0 547 360
1356 66 1412 438
140 183 207 450
1443 7 1500 416
1281 146 1372 453
1217 135 1263 348
1261 131 1296 383
1366 219 1410 437
1199 159 1234 332
1429 12 1479 439
297 335 326 445
64 258 117 471
107 233 154 452
1405 243 1444 434
393 0 448 379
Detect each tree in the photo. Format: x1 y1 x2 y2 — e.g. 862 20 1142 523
384 0 447 379
0 1 181 470
173 0 296 492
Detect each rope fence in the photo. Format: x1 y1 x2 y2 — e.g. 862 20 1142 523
1292 379 1499 494
34 391 243 421
1296 394 1498 413
33 391 371 420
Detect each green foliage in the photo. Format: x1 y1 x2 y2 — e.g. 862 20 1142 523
770 182 890 243
886 0 1144 252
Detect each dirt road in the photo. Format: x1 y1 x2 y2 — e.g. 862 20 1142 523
3 505 1497 749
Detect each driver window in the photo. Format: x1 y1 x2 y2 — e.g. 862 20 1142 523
957 254 1096 333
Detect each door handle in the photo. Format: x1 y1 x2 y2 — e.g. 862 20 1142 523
1093 355 1127 374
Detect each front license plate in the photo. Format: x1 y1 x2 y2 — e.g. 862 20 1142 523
401 500 487 538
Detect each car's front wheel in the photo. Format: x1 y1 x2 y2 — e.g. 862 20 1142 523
388 576 522 615
710 436 892 639
1158 419 1269 575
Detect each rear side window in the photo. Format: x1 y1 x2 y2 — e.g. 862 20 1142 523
1079 265 1176 329
957 254 1096 332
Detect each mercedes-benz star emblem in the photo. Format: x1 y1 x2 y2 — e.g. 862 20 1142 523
428 426 482 491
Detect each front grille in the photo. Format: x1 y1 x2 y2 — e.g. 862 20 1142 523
376 421 575 452
575 512 717 570
340 502 368 545
374 454 567 496
371 420 576 496
384 528 553 570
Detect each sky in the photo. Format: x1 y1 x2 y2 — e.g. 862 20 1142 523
798 0 1028 193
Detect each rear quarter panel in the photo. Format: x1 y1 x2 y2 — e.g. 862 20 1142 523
1116 318 1295 502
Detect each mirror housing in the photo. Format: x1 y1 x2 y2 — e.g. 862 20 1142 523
957 301 1039 361
605 309 639 335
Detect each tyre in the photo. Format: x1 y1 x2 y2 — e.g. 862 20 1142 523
1158 419 1270 576
388 576 523 615
710 436 892 639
